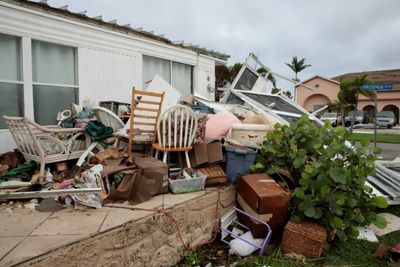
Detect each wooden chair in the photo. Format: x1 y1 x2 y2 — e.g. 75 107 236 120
3 116 91 176
153 105 198 167
116 88 164 158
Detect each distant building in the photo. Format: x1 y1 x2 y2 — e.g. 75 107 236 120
296 69 400 123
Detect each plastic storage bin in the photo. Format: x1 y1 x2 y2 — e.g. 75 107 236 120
191 104 215 114
169 171 207 194
225 146 257 183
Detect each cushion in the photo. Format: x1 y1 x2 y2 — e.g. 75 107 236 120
205 112 241 139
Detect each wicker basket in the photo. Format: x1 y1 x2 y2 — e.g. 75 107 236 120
195 165 227 186
281 220 327 258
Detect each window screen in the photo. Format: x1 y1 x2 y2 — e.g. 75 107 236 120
234 68 258 91
242 93 304 114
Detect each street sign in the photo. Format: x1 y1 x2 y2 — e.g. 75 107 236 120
362 83 392 90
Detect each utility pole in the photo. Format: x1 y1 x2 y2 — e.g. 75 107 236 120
374 90 378 148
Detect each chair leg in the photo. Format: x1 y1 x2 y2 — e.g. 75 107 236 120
163 152 168 164
39 161 46 177
155 150 159 159
185 151 191 168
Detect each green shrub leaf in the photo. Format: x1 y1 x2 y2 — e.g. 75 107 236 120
371 196 389 208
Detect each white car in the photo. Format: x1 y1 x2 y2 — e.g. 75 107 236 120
321 112 341 126
376 111 396 128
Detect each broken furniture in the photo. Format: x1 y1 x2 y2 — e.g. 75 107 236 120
99 100 130 117
221 207 272 256
3 116 91 176
93 106 125 132
115 88 165 157
153 104 198 167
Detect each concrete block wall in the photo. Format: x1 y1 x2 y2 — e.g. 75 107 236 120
19 187 236 267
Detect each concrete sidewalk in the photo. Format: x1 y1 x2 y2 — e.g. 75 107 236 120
0 190 214 266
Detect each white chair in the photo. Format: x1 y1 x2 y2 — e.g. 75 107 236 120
3 116 91 176
152 105 198 167
93 106 125 132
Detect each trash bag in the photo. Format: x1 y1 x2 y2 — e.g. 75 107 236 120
85 120 114 141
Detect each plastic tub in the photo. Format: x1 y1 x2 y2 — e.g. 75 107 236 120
169 171 207 194
191 104 215 114
225 146 257 183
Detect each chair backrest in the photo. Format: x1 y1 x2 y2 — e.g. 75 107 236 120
93 107 125 132
157 105 198 149
3 116 43 156
128 88 165 156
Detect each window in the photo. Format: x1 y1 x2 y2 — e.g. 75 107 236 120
0 33 23 129
32 40 78 124
142 55 192 99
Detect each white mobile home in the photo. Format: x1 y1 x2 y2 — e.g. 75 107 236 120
0 0 229 153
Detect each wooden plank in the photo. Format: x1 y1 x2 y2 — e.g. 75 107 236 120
133 99 162 105
0 188 102 200
133 90 164 97
133 107 159 112
132 114 158 119
131 121 156 126
141 129 155 133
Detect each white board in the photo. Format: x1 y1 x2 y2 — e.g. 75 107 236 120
146 74 181 113
124 74 181 131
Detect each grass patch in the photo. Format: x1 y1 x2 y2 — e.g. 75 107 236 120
350 132 400 144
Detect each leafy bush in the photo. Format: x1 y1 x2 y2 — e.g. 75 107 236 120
250 116 388 241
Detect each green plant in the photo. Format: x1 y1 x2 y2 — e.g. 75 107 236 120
250 116 388 241
183 251 201 267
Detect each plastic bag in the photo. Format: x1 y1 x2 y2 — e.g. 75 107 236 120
229 231 264 257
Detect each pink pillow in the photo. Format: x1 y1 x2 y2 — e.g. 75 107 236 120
205 112 241 138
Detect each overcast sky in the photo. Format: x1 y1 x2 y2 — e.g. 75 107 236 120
50 0 400 84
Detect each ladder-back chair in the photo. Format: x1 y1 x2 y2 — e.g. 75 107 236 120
126 88 165 158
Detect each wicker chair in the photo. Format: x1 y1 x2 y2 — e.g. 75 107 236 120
3 116 91 176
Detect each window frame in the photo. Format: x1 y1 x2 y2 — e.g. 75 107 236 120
0 32 24 129
0 32 79 129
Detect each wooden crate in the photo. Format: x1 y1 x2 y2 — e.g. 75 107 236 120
195 165 227 186
281 220 327 258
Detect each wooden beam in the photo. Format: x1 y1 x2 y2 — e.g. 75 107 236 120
0 188 102 200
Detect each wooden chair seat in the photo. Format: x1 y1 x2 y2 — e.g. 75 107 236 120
152 143 192 152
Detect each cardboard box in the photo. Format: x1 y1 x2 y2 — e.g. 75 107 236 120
237 173 290 237
189 139 223 167
135 156 168 195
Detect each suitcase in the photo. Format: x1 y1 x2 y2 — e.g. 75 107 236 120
237 173 290 238
135 156 168 195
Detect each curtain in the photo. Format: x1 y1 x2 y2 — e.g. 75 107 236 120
172 61 192 98
0 33 23 128
33 85 78 125
32 40 78 124
142 55 171 88
32 40 77 85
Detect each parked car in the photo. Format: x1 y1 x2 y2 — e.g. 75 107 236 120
321 112 341 126
345 110 367 126
376 111 396 128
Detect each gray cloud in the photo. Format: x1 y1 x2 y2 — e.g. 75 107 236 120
50 0 400 83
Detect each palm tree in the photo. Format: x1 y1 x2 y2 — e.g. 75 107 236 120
347 73 373 133
285 56 312 82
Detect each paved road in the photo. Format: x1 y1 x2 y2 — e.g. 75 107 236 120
357 142 400 160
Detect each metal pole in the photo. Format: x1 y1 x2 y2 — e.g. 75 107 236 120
374 90 377 148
